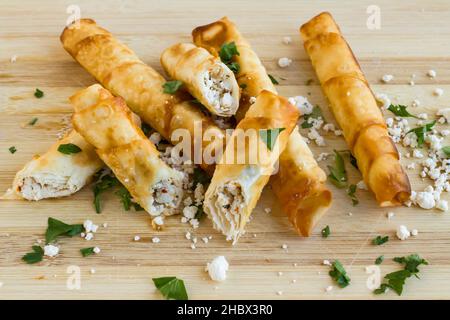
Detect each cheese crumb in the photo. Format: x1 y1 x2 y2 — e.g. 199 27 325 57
288 96 313 115
281 244 288 250
356 180 368 190
206 256 229 282
152 237 160 243
325 285 333 292
381 74 394 83
396 225 411 241
10 55 17 63
278 57 292 68
411 229 418 236
282 36 292 45
387 212 395 219
134 235 140 241
434 88 444 96
427 69 436 78
44 244 59 257
437 199 449 211
93 247 101 254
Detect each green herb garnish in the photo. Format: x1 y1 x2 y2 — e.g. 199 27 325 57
219 42 240 74
372 235 389 246
194 206 205 220
442 146 450 157
239 83 247 89
22 246 44 264
259 128 285 151
329 260 351 288
301 105 323 128
268 74 279 85
227 62 240 73
375 255 384 265
388 104 419 118
152 277 188 300
8 146 17 154
406 121 436 147
374 254 428 295
45 217 84 244
349 153 358 169
58 143 81 155
115 186 142 211
34 88 44 98
327 150 347 188
28 117 38 126
163 80 183 94
347 184 359 206
321 225 330 238
80 247 96 257
92 170 120 213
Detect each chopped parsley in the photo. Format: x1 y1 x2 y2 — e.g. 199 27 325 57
28 117 38 126
34 88 44 98
349 153 358 169
8 146 17 154
22 246 44 264
57 143 81 155
374 254 428 295
45 217 84 244
115 186 143 211
347 184 359 206
375 255 384 265
372 235 389 246
321 225 330 238
259 128 285 151
329 260 350 288
327 150 347 188
92 170 120 213
406 120 436 147
388 104 419 118
442 146 450 157
80 247 96 257
268 74 279 85
219 42 240 74
152 276 188 300
301 105 323 128
163 80 183 94
194 206 205 220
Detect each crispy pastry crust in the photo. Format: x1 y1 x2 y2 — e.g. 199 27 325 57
161 43 239 117
60 19 224 174
71 85 184 216
194 17 332 236
204 90 299 243
300 12 411 206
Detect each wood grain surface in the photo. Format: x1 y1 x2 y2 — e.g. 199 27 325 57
1 0 450 299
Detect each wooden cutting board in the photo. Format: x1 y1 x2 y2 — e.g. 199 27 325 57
1 0 450 299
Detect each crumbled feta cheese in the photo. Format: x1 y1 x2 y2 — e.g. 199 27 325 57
411 229 418 236
190 218 199 229
44 244 59 257
418 113 428 120
325 286 333 292
249 96 257 104
288 96 314 115
90 268 96 274
434 88 444 96
415 191 436 209
149 132 162 145
264 207 272 214
437 199 448 211
183 205 198 219
93 247 101 254
317 152 330 162
427 69 436 78
437 108 450 123
152 237 160 243
282 36 292 45
356 180 367 190
84 232 94 241
281 244 288 250
102 223 108 228
185 232 191 240
323 123 335 132
152 216 164 226
277 291 283 296
10 55 17 63
412 99 421 107
381 74 394 83
387 212 395 219
323 259 331 266
134 235 140 241
375 93 391 109
396 225 411 240
83 220 99 233
413 149 424 159
278 57 292 68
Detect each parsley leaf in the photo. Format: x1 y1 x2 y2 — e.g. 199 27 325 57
219 42 239 63
372 235 389 246
259 128 285 151
227 61 240 73
239 83 247 89
347 184 359 206
374 254 428 295
442 146 450 157
80 247 96 257
329 260 351 288
8 146 17 154
45 217 84 244
115 186 142 211
321 225 330 238
349 153 358 169
375 255 384 265
194 206 205 220
28 117 38 126
22 246 44 264
163 80 183 94
388 104 419 118
92 170 120 213
301 105 323 128
34 88 44 98
152 277 188 300
406 120 436 147
327 150 347 188
268 74 279 85
58 143 81 155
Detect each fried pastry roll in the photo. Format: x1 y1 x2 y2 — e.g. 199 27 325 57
161 43 239 117
300 12 411 206
71 85 184 216
193 17 331 236
60 19 224 173
204 90 299 243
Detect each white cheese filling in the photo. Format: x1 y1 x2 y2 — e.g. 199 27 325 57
202 64 236 114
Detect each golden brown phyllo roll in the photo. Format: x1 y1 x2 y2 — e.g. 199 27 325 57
60 19 225 174
300 12 411 206
71 84 184 216
204 90 299 243
193 17 331 236
161 43 240 117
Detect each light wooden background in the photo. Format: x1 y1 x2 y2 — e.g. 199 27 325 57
1 0 450 299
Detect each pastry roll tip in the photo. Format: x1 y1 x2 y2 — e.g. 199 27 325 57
300 12 411 206
271 128 332 236
72 85 184 216
161 43 239 117
204 91 299 243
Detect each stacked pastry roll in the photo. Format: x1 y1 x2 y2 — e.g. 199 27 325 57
161 43 240 117
300 12 411 206
71 84 184 216
193 17 332 236
204 90 299 243
60 19 225 174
